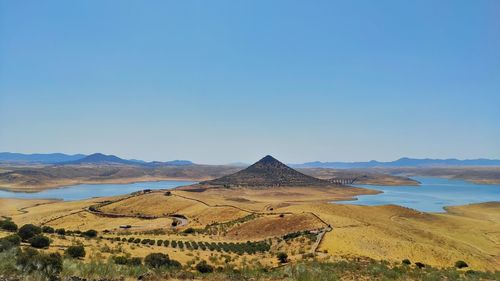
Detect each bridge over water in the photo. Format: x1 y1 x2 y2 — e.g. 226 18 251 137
328 178 358 185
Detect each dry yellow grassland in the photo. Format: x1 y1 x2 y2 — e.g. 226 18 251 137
99 192 250 227
444 202 500 222
2 191 499 271
0 231 282 268
281 202 500 270
45 211 174 232
5 196 126 226
225 213 325 240
175 186 378 212
0 198 57 217
99 193 203 216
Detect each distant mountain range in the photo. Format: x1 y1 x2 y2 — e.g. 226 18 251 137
1 153 499 168
291 157 500 169
0 152 86 164
62 153 136 165
0 152 193 166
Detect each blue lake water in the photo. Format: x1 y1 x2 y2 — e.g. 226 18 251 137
1 177 498 212
335 177 500 212
0 181 195 201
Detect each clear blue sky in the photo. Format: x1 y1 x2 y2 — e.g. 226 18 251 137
1 1 499 164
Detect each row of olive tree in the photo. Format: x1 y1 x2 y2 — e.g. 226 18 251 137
104 235 270 254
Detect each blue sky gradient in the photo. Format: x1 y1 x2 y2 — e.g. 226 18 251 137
1 1 499 164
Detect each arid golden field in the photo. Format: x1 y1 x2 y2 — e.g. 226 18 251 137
1 156 499 281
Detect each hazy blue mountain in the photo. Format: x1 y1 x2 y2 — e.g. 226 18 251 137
292 157 500 169
0 152 86 164
62 153 137 165
145 160 193 167
163 160 193 166
61 153 194 166
0 152 194 166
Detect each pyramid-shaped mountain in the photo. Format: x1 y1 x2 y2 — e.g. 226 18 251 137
202 155 330 187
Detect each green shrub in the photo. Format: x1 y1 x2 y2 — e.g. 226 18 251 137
128 257 142 266
402 259 411 265
455 260 468 269
168 259 181 268
0 234 21 252
55 228 66 235
171 240 177 248
113 256 129 265
144 253 181 269
195 260 214 273
16 248 38 271
144 253 169 268
183 228 195 234
1 234 21 246
148 240 155 245
82 229 98 238
157 239 163 246
415 262 425 268
17 224 42 240
0 220 18 232
16 248 62 281
42 226 55 233
111 255 143 266
277 252 288 263
66 245 86 259
134 238 141 243
28 235 51 248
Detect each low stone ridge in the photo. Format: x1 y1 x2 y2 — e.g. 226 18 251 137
201 155 331 187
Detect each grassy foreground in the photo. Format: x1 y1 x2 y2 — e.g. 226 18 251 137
0 247 498 281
